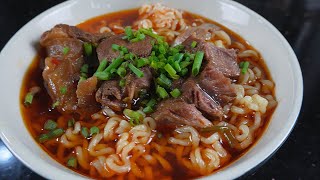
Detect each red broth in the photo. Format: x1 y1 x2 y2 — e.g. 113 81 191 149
21 8 276 179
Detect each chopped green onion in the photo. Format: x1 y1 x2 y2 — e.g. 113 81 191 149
121 47 128 54
143 106 153 113
96 59 108 73
124 53 135 60
170 88 181 98
117 67 127 77
156 74 172 89
130 33 145 42
119 79 126 88
81 64 89 74
146 98 157 107
173 61 181 72
112 44 120 51
239 61 245 68
44 119 57 130
67 157 77 168
81 127 89 138
83 42 93 56
241 61 250 74
95 72 111 80
158 44 166 54
139 28 164 43
90 126 100 135
180 61 192 69
38 128 64 143
24 92 34 106
192 51 204 76
137 58 149 68
123 109 143 126
104 57 124 73
60 86 67 95
164 64 179 79
156 85 169 99
63 47 70 55
68 119 75 128
173 53 184 62
180 68 189 76
128 63 144 78
123 26 134 40
191 41 197 48
52 101 60 109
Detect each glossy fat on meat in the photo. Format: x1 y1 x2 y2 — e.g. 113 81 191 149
181 79 223 119
97 35 153 62
151 99 213 129
76 76 100 115
41 24 106 114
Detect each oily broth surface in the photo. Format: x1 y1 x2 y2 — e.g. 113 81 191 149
21 8 276 179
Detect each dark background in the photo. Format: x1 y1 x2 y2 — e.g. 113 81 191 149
0 0 319 179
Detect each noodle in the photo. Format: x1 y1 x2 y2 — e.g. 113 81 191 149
23 4 278 179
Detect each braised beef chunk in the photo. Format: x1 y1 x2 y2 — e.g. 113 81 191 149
41 24 112 46
76 76 100 115
95 80 124 111
172 23 220 46
181 79 223 119
198 61 237 105
41 34 84 113
97 35 153 62
40 24 104 115
151 99 212 129
125 67 153 100
183 36 240 78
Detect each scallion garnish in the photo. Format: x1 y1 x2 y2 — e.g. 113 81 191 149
119 79 126 88
81 127 89 138
192 51 204 76
240 61 250 74
117 66 127 77
164 64 179 79
24 92 34 106
128 63 144 78
60 86 67 95
52 101 60 109
112 44 120 51
62 47 70 55
96 59 108 73
83 42 93 56
44 119 57 130
90 126 100 135
67 157 77 168
123 109 143 126
156 85 169 99
191 41 197 48
170 88 181 98
68 119 75 128
143 106 153 113
38 128 64 143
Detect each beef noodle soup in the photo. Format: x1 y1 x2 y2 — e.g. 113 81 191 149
21 4 277 179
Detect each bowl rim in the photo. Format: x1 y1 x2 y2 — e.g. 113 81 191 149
0 0 303 179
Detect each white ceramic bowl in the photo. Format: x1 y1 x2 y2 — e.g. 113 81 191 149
0 0 303 179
